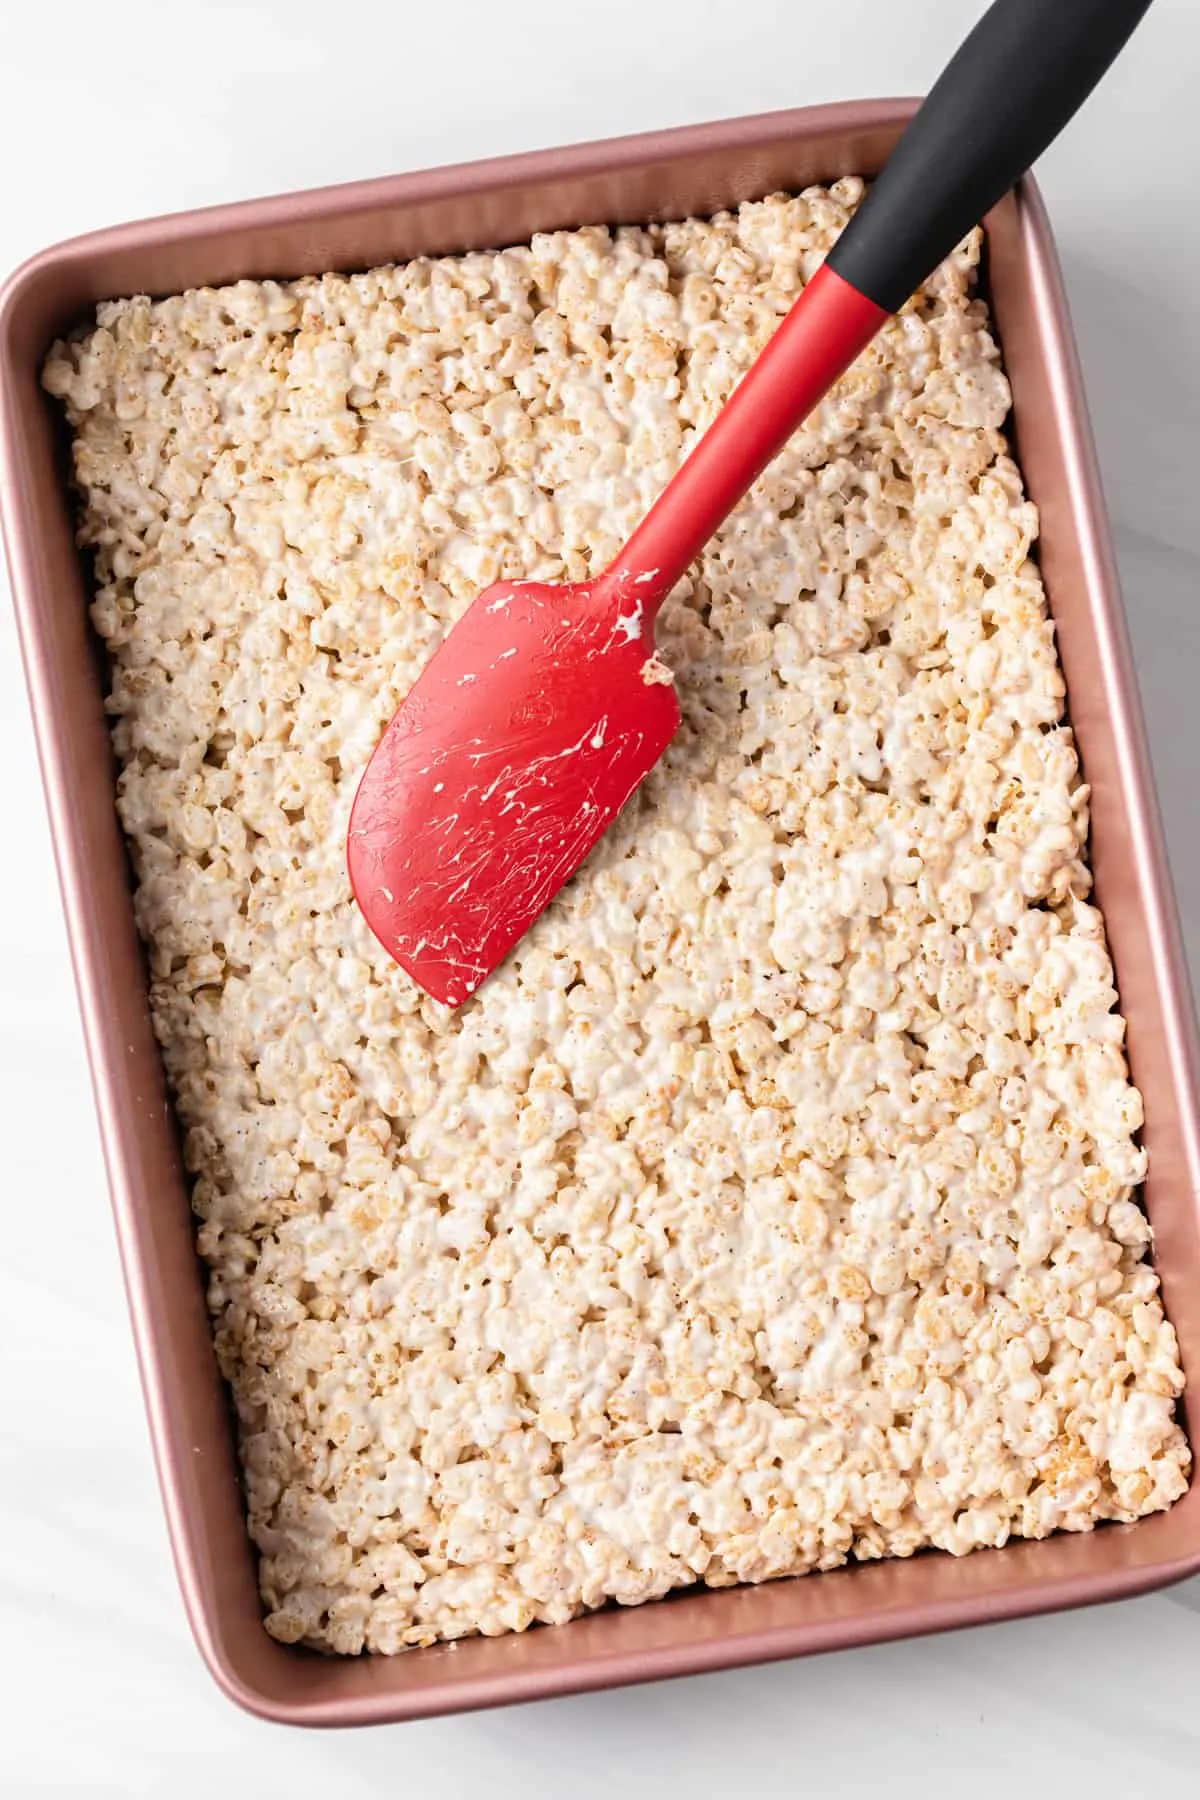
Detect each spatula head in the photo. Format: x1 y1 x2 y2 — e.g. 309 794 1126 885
348 575 680 1006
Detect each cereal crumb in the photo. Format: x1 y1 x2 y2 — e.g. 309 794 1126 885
640 653 675 686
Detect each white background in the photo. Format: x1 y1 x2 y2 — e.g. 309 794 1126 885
2 1 1198 1793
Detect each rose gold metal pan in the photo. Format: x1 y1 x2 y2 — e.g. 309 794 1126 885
2 101 1198 1728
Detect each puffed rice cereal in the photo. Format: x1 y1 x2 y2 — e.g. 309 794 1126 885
44 182 1190 1656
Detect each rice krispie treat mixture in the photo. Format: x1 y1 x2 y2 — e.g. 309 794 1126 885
45 180 1189 1655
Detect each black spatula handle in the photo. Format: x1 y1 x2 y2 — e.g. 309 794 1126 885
828 0 1154 313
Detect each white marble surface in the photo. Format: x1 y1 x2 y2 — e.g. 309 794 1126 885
1 1 1197 1791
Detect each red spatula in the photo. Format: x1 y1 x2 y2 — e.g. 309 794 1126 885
349 0 1152 1006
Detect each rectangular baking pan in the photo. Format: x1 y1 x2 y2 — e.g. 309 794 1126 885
3 100 1199 1727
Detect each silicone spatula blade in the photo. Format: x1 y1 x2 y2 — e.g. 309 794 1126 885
348 574 679 1007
